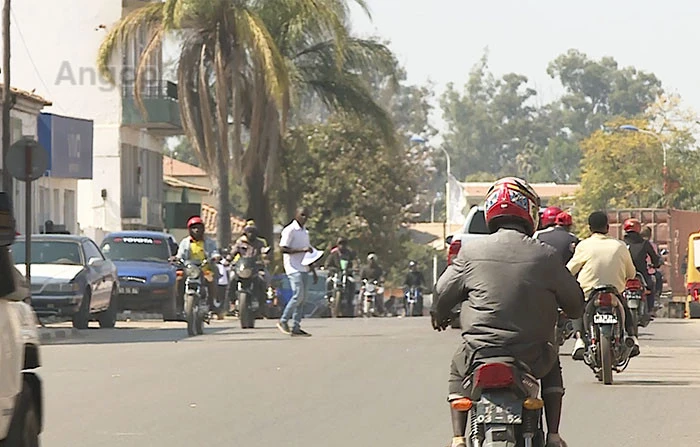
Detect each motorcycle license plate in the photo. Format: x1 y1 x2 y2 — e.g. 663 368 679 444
475 398 522 424
628 299 639 309
593 314 618 324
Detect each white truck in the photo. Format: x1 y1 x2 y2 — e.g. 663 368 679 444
0 192 42 446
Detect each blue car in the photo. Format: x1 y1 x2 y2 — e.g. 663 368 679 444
271 270 331 318
99 231 180 321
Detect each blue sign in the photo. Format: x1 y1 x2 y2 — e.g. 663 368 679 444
37 113 93 179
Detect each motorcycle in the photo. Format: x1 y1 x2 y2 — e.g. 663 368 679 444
624 273 651 328
451 346 546 447
232 255 262 329
553 309 574 348
582 285 635 385
359 279 384 317
180 258 213 336
404 286 423 317
329 259 354 318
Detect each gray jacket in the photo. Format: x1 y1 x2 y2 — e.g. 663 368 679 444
433 228 584 351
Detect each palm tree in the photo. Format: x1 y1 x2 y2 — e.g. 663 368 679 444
98 0 396 246
246 1 399 227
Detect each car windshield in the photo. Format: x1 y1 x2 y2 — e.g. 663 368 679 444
464 209 489 234
101 236 170 262
11 241 83 265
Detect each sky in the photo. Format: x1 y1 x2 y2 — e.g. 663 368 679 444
348 0 700 135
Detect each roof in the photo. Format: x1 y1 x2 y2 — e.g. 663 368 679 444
163 175 211 192
103 231 173 240
404 223 465 250
1 85 52 106
163 156 207 177
200 203 247 238
463 182 580 198
17 234 85 242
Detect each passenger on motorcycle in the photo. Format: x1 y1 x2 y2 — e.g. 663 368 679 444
640 226 663 315
176 216 221 304
403 260 425 315
539 206 563 231
534 211 579 265
432 177 584 447
361 254 385 315
623 219 661 310
566 212 639 360
231 220 271 309
324 237 356 295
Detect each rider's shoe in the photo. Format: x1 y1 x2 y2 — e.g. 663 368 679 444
571 338 586 360
449 437 467 447
629 335 640 357
546 433 568 447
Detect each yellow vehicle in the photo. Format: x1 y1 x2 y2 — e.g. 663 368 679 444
686 231 700 318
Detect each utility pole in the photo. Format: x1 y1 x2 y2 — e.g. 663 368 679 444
1 0 11 196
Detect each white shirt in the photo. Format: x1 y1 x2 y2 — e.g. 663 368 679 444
280 219 310 274
216 263 229 286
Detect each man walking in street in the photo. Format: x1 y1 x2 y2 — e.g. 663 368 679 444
277 206 317 337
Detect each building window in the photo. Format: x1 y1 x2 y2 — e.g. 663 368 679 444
53 188 61 223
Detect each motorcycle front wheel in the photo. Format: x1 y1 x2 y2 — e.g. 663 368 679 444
331 291 342 318
238 292 255 329
184 294 196 336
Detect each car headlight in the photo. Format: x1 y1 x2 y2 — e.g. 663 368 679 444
185 264 200 279
42 282 80 293
151 274 171 284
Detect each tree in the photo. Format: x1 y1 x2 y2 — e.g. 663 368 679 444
276 115 420 274
97 0 292 248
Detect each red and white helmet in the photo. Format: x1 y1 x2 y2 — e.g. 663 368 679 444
555 211 573 227
541 206 563 228
484 177 541 236
623 218 641 233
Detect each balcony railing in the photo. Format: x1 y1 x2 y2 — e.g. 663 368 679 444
121 80 182 135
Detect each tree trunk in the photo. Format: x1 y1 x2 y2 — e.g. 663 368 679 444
215 169 232 249
245 163 274 244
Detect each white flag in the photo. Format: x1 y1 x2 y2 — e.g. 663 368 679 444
447 174 468 224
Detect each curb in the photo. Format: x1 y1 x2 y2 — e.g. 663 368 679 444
39 327 79 343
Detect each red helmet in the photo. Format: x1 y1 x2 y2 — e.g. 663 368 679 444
541 206 563 228
623 218 641 233
555 211 572 226
484 177 541 235
187 216 204 228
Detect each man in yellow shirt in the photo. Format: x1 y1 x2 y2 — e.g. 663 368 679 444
177 216 221 307
566 211 638 360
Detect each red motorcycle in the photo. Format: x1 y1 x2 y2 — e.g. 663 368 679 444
623 273 651 328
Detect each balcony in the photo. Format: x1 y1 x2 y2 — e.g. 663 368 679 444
122 80 183 136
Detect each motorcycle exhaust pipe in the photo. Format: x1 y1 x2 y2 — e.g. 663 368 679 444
624 337 635 348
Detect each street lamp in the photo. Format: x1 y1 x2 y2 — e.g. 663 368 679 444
410 134 452 225
618 124 669 207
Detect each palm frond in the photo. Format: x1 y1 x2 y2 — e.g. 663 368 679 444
96 2 164 84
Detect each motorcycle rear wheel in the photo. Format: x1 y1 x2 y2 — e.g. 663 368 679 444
600 334 613 385
184 294 196 336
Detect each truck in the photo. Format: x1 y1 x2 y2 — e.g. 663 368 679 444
606 208 700 317
0 192 43 446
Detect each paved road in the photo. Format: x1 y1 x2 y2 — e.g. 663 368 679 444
39 317 700 446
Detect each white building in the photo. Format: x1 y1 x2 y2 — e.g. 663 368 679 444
9 0 182 243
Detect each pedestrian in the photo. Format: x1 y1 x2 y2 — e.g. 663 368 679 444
277 206 318 337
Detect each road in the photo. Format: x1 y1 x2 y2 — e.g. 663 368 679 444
39 317 700 447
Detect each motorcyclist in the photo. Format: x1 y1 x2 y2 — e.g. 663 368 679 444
403 261 425 315
640 226 663 316
176 216 221 305
231 220 271 310
361 253 385 315
539 205 563 231
534 211 579 265
623 219 661 310
324 237 356 298
432 177 584 447
566 211 639 360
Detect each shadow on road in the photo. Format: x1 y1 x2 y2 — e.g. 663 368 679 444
45 326 232 346
613 379 692 387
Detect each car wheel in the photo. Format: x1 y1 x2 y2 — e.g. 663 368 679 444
72 289 91 330
0 379 40 447
98 286 118 329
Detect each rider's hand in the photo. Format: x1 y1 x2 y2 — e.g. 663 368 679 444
430 311 449 332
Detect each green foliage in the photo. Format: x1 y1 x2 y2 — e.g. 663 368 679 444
276 115 421 277
440 49 664 184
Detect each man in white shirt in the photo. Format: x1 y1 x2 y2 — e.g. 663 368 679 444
277 207 317 337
